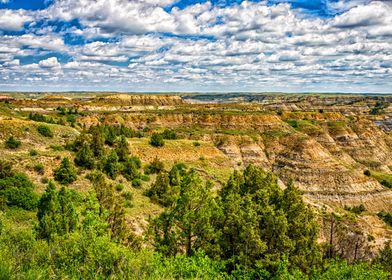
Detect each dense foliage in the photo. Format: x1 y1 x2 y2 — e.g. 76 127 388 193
54 157 77 185
0 160 38 210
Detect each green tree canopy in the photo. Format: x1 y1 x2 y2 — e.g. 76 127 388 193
54 157 78 185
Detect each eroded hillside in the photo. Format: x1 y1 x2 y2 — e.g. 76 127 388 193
1 92 392 249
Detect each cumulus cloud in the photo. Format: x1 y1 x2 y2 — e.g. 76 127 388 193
39 57 61 68
0 9 32 31
0 0 392 92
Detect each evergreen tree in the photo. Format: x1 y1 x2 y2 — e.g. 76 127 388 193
90 126 105 158
74 143 95 169
115 135 129 162
90 171 129 242
105 126 117 146
281 181 320 272
36 181 60 241
54 157 77 185
144 157 164 174
146 171 174 206
152 169 220 257
58 186 79 235
218 170 267 270
102 151 120 179
37 181 78 241
168 163 187 186
122 156 141 182
217 165 320 273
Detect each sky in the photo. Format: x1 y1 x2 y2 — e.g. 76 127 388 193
0 0 391 93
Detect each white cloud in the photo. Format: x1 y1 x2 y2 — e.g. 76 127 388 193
0 9 32 31
1 0 392 92
39 57 61 68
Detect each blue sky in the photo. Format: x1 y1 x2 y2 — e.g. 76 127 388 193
0 0 391 93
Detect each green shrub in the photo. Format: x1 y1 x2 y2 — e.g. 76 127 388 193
29 149 38 156
144 158 164 175
0 173 38 210
150 133 164 147
378 211 392 227
131 178 142 188
116 184 124 192
33 163 45 175
141 174 150 182
344 204 366 214
161 129 177 140
364 170 371 176
0 160 14 179
54 157 77 185
193 141 201 147
74 143 95 169
122 191 134 208
122 156 141 182
5 136 21 149
102 151 120 179
37 124 53 138
49 144 64 151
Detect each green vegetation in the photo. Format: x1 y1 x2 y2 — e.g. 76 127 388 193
370 101 388 115
33 163 45 175
37 124 54 138
378 211 392 227
144 157 165 174
364 170 392 189
344 204 366 215
1 99 392 279
0 160 38 210
0 160 390 279
54 157 77 185
161 129 178 140
36 181 78 241
28 112 56 124
5 136 21 149
29 149 38 156
74 143 95 169
150 132 164 147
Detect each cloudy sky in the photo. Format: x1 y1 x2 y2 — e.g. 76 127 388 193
0 0 391 93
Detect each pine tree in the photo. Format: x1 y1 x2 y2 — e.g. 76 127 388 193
115 135 129 162
146 171 173 206
90 126 105 158
37 181 60 241
218 170 267 270
281 181 320 272
122 156 141 182
58 186 79 235
90 171 129 242
105 126 117 146
36 181 78 241
217 165 320 273
54 157 77 185
103 151 120 179
74 143 95 169
152 169 220 257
